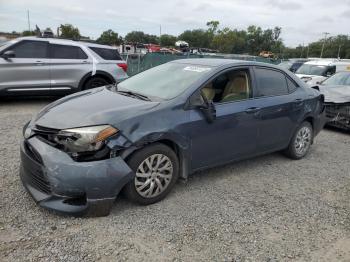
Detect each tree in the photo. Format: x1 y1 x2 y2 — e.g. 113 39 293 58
159 34 177 46
178 29 211 48
97 29 122 46
22 30 36 36
212 28 246 53
59 24 80 39
124 31 159 44
206 20 219 35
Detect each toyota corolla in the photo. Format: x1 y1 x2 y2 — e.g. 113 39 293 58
20 59 326 216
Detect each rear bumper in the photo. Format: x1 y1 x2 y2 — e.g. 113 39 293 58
20 136 134 216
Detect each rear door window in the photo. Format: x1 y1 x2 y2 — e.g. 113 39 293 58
89 47 122 60
254 68 289 97
7 40 48 58
49 44 88 59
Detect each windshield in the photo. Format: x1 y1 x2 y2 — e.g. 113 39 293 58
296 64 328 76
117 62 212 100
322 72 350 86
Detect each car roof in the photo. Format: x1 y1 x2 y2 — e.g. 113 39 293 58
171 58 280 69
12 36 117 49
304 59 338 66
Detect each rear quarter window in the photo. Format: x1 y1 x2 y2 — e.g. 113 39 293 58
89 47 122 60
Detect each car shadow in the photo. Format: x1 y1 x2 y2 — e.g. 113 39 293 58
324 125 350 135
0 96 58 105
110 152 287 216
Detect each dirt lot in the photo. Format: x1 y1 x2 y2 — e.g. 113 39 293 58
0 98 350 262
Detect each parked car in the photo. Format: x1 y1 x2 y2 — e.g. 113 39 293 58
278 59 308 73
319 71 350 131
295 59 337 86
0 37 128 96
20 59 326 216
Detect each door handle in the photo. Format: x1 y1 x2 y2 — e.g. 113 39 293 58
295 98 302 101
35 61 44 66
245 107 261 114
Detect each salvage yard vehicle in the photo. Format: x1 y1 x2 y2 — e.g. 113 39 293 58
296 59 337 86
319 71 350 131
0 37 128 96
278 59 309 73
20 59 326 216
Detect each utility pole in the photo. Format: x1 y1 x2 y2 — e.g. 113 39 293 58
300 42 304 58
320 32 330 58
27 10 31 31
337 44 342 59
159 24 162 46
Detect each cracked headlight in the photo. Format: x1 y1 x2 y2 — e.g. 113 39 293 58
54 125 118 153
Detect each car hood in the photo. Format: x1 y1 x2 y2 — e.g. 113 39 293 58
34 86 160 129
319 85 350 104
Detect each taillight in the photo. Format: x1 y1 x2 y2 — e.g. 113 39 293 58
117 63 128 73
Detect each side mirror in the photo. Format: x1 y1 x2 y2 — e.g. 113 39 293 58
200 100 216 123
188 91 217 123
1 50 15 60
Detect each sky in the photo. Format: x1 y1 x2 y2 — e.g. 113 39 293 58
0 0 349 47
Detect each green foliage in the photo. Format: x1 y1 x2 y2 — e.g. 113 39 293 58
283 35 350 59
59 24 80 39
22 30 36 36
178 29 212 48
97 29 122 46
160 34 177 47
125 31 159 44
19 21 350 58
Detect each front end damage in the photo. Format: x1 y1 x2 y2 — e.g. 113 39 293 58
325 102 350 131
20 134 134 216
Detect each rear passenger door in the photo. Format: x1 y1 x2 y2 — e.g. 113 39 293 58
48 43 91 93
252 67 301 153
0 40 50 93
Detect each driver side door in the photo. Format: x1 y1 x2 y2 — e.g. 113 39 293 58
187 67 260 171
0 40 51 94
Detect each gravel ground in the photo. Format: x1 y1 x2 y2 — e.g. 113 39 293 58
0 98 350 262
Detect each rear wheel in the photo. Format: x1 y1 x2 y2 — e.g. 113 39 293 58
83 77 109 90
124 143 179 205
284 121 313 159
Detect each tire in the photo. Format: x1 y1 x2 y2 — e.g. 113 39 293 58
83 77 109 90
124 143 179 205
284 121 313 160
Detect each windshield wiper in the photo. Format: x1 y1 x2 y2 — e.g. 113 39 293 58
116 90 151 101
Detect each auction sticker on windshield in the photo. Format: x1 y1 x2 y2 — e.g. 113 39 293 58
183 66 211 73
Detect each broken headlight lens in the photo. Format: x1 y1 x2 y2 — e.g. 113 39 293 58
54 125 118 153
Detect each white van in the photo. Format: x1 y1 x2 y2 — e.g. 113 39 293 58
295 60 337 86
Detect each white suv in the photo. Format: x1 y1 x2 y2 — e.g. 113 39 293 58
0 37 128 96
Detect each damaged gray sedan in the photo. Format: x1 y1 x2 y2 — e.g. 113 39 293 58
319 71 350 131
20 59 326 216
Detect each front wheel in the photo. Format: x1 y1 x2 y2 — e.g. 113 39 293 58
284 121 313 160
124 143 179 205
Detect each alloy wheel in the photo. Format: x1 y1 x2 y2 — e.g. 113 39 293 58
294 126 312 156
135 154 173 198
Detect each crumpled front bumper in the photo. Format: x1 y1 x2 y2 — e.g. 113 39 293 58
20 136 134 216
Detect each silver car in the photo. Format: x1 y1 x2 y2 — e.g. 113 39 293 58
0 37 128 96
